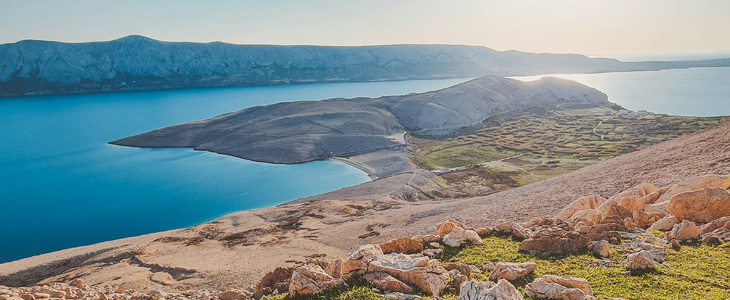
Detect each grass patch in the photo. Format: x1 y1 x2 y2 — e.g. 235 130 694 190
415 144 512 170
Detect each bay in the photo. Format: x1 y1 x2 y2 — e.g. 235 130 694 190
0 78 469 263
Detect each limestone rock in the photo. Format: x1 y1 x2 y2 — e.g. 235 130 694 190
525 275 595 300
458 280 523 300
443 226 482 248
496 220 515 231
630 211 665 230
570 209 602 224
364 272 413 293
656 175 730 204
557 195 605 220
489 262 537 281
380 237 423 254
511 223 533 240
624 251 657 270
647 215 679 232
476 227 494 236
446 262 473 277
413 234 441 243
368 253 449 296
384 292 422 300
699 216 730 244
423 249 443 257
667 187 730 223
288 264 344 297
436 219 466 236
666 220 700 241
70 279 88 290
519 227 590 256
589 241 610 258
348 244 384 263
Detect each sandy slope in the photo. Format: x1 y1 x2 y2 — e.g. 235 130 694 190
1 120 728 291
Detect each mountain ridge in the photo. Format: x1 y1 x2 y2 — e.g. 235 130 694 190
3 35 729 97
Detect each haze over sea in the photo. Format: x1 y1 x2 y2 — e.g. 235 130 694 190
1 66 728 263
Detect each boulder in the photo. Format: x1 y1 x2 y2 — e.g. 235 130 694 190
496 220 515 231
599 203 632 221
288 264 344 297
556 195 605 220
577 216 627 241
364 272 412 293
511 224 533 240
667 187 730 223
348 244 384 263
475 227 494 236
519 228 590 256
446 262 473 277
588 241 610 258
436 219 467 236
525 275 595 300
423 249 443 257
666 220 700 242
443 226 482 248
413 234 441 243
380 237 423 254
449 270 470 290
458 280 523 300
624 250 657 270
570 209 602 224
368 253 449 296
254 267 294 297
647 215 679 232
699 216 730 244
489 262 537 281
630 211 665 230
656 175 730 204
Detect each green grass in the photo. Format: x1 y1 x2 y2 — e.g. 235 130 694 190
416 144 511 169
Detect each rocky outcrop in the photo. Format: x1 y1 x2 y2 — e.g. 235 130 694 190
588 241 610 258
647 215 679 232
556 195 605 220
699 216 730 244
489 262 537 281
288 264 344 297
458 280 524 300
525 275 595 300
667 187 730 223
443 226 482 248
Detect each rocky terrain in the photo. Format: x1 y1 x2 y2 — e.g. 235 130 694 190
2 35 730 97
111 76 609 178
1 116 727 298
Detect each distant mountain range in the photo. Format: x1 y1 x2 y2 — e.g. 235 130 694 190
1 35 729 96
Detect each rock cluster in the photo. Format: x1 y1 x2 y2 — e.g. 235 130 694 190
525 275 595 300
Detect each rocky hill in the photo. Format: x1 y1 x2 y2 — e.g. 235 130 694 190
2 35 730 96
110 76 609 177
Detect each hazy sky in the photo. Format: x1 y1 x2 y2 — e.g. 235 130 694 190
2 0 729 58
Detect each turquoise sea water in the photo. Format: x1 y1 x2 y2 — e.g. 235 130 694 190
511 67 730 117
0 78 469 263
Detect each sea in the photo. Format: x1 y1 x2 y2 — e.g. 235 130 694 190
1 67 729 263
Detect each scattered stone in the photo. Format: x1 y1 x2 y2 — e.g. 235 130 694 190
511 223 533 240
254 266 295 298
489 262 537 281
668 187 730 223
443 226 482 248
624 250 657 271
589 240 610 258
413 235 440 243
570 209 603 224
482 263 496 272
496 220 514 231
288 264 344 297
380 237 423 254
666 220 700 242
475 227 494 236
458 280 523 300
525 275 595 300
428 242 440 249
647 215 679 232
70 279 88 290
519 227 590 256
348 244 384 263
364 272 413 293
446 262 473 277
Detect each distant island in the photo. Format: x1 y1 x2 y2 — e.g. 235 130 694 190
2 35 730 97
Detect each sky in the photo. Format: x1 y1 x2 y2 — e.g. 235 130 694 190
2 0 729 59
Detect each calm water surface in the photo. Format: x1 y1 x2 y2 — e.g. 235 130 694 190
0 78 470 263
511 67 730 117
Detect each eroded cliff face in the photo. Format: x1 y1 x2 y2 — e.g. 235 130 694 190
111 76 609 175
0 35 633 96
